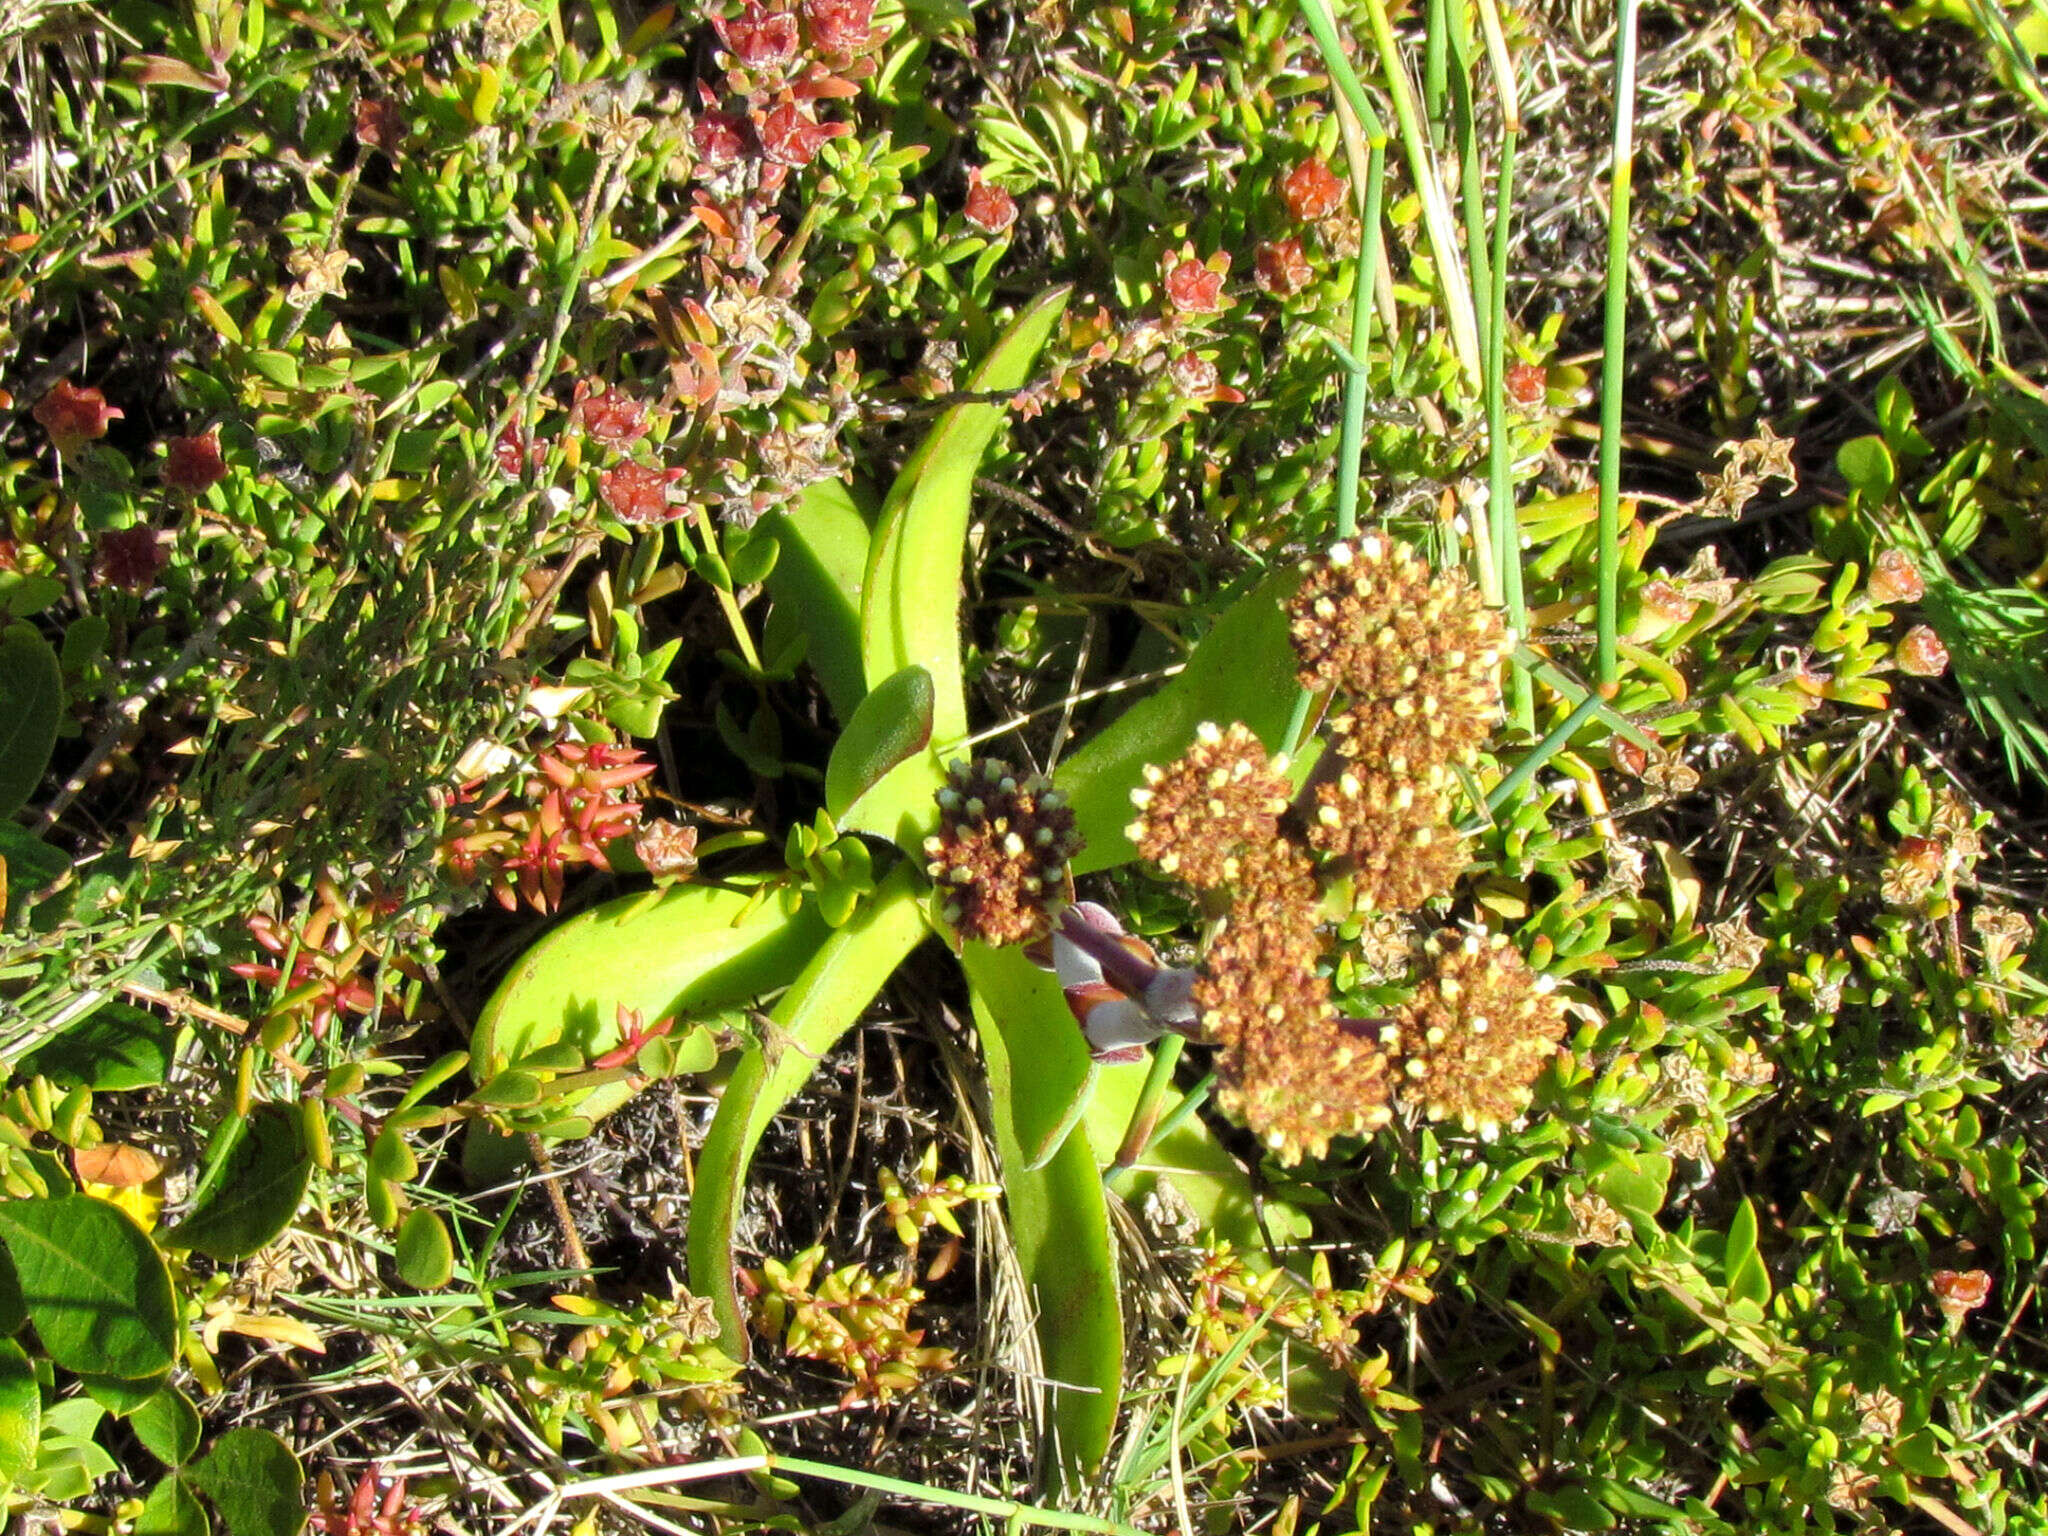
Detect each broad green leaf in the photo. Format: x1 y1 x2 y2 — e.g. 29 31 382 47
82 1370 170 1416
825 663 935 826
0 1196 177 1379
470 883 831 1126
170 1106 312 1261
966 945 1121 1486
689 866 928 1356
760 479 874 722
0 624 63 822
20 1004 173 1090
0 822 70 916
395 1208 455 1290
1059 567 1308 874
137 1475 211 1536
130 1386 202 1467
850 288 1069 852
185 1428 305 1536
0 1338 38 1492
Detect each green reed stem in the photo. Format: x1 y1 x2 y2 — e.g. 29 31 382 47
1597 0 1641 691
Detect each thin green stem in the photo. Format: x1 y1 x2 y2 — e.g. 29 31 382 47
1597 0 1641 692
1106 1034 1185 1190
1482 691 1605 820
557 1454 1147 1535
688 501 765 671
1336 145 1387 546
1295 0 1390 145
1491 129 1530 731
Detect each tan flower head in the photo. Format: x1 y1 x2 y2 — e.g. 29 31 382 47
1290 536 1508 771
1189 848 1396 1164
1390 930 1567 1136
1125 721 1294 889
925 758 1082 946
1305 760 1468 912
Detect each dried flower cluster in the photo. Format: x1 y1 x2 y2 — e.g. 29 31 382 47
440 740 655 912
924 758 1082 945
1118 540 1563 1160
1389 931 1569 1135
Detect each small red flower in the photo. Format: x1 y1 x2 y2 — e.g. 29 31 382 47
96 526 167 591
756 99 847 168
354 97 405 156
1930 1268 1992 1330
1867 548 1923 606
963 169 1018 235
1506 361 1548 405
1253 237 1312 297
694 104 751 167
495 423 546 478
162 429 227 493
599 461 688 523
716 1 800 71
803 0 879 59
35 381 123 451
1896 625 1949 678
1161 247 1228 317
1167 350 1243 406
1281 157 1345 222
570 380 649 450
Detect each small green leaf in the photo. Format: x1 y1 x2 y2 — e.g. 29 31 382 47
171 1106 312 1261
0 625 64 822
185 1428 306 1536
467 1068 545 1108
394 1208 455 1290
0 1195 177 1379
137 1475 211 1536
826 663 935 826
1835 434 1895 503
130 1386 202 1467
0 1338 39 1492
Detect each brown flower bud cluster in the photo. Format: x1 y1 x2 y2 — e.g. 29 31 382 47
1115 541 1564 1162
1289 536 1508 911
925 758 1082 946
1389 931 1568 1136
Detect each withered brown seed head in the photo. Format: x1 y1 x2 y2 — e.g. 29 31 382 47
1306 763 1470 912
1289 537 1508 771
1190 847 1395 1165
1390 930 1568 1136
925 758 1083 946
1125 721 1295 890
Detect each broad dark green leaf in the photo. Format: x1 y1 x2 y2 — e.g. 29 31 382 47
1060 566 1308 874
82 1369 170 1416
0 1195 177 1379
170 1107 312 1261
0 625 63 822
826 663 934 826
131 1385 202 1467
186 1429 305 1536
20 1005 173 1091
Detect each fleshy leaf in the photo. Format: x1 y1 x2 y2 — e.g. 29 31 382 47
185 1429 305 1536
826 663 935 826
0 625 63 822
